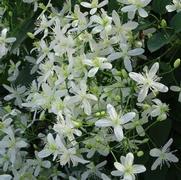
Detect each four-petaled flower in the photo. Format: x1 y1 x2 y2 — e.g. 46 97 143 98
95 104 136 141
111 152 146 179
150 138 179 170
129 62 168 102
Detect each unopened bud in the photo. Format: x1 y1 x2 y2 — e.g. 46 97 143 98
174 58 180 68
27 32 35 39
160 19 167 28
137 151 144 157
100 111 106 115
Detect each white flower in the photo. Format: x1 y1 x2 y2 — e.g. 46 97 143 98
150 138 179 170
108 43 144 72
38 133 61 161
95 104 136 141
3 85 27 108
111 152 146 179
84 57 112 77
91 9 112 34
166 0 181 13
81 0 108 15
129 62 168 102
121 0 152 19
112 10 138 43
124 114 148 136
170 85 181 102
81 161 107 180
150 99 169 121
69 80 98 115
0 28 16 58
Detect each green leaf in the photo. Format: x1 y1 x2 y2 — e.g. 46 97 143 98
152 0 172 14
148 119 172 146
170 12 181 33
10 15 36 54
147 32 170 52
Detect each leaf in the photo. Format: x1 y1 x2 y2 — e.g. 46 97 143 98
148 118 172 146
147 32 170 52
10 15 36 54
170 12 181 33
152 0 172 14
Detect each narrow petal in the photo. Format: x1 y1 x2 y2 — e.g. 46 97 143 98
138 8 148 18
125 153 134 166
162 138 173 152
148 62 159 79
114 125 124 141
138 86 149 102
95 119 112 127
80 2 91 8
152 82 168 92
151 158 162 170
150 148 161 157
129 72 144 84
114 162 125 172
121 112 136 124
107 104 117 120
133 165 146 174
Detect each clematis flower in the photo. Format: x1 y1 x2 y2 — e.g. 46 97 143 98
81 0 108 15
69 80 98 115
95 104 136 141
84 56 112 77
121 0 152 19
129 62 168 102
150 138 179 170
111 152 146 179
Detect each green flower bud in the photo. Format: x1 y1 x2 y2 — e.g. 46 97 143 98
160 19 167 28
174 58 180 68
121 69 128 78
27 32 35 39
100 111 106 115
8 11 13 17
137 151 144 157
95 112 101 116
72 120 82 128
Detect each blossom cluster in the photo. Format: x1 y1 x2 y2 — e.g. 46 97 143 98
0 0 180 179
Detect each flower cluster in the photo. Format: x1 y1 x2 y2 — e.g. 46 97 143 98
0 0 180 179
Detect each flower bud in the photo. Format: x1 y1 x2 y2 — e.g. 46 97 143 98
137 151 144 157
27 32 35 39
160 19 167 28
174 58 180 68
121 69 128 78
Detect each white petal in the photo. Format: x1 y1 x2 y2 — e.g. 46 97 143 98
162 138 173 152
148 62 159 79
107 104 117 120
150 148 161 157
152 82 168 92
86 94 98 101
123 21 138 30
111 170 123 176
38 149 52 158
98 0 108 8
121 5 136 12
121 112 136 124
129 72 144 84
128 48 144 56
83 99 91 115
114 162 124 172
88 67 99 77
151 158 162 170
124 57 132 72
90 8 97 15
133 165 146 173
170 86 181 92
107 52 122 61
138 86 149 102
95 119 112 127
125 153 134 166
81 2 91 8
166 5 176 12
138 8 148 18
114 125 124 141
166 153 179 162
